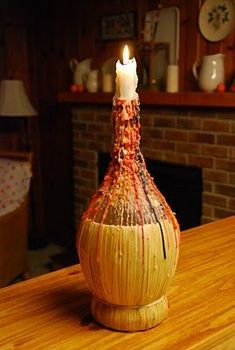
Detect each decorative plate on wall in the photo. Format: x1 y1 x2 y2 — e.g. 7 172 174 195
199 0 235 42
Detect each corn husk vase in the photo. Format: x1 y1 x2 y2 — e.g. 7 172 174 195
77 98 180 332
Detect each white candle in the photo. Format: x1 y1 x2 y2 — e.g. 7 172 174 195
166 65 179 93
102 73 113 92
115 45 138 100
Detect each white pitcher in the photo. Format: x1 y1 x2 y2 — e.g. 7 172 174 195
86 70 99 93
70 58 92 86
193 54 225 92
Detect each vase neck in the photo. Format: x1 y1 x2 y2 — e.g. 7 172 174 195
112 99 141 163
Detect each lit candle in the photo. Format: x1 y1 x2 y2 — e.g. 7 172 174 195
115 45 138 100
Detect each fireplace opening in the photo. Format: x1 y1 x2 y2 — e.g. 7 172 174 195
98 152 202 230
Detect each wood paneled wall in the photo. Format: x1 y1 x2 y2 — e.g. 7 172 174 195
1 0 234 107
0 0 234 245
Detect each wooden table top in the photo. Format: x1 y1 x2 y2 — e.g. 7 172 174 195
0 216 235 350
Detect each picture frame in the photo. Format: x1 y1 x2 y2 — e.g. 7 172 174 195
100 12 136 41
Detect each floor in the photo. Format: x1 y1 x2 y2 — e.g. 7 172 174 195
11 243 78 285
27 243 68 278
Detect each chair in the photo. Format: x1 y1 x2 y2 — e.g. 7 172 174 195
0 151 32 287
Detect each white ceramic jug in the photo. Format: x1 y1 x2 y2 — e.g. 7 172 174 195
193 54 225 92
86 70 99 93
70 58 92 86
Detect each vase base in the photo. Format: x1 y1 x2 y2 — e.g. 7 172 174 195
91 295 169 332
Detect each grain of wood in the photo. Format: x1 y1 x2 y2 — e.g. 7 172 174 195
0 216 234 349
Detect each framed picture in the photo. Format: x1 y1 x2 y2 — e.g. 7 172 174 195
100 12 136 41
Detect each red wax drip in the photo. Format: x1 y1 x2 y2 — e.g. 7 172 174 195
81 98 180 261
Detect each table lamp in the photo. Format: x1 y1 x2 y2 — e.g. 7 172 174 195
0 79 37 117
0 79 37 150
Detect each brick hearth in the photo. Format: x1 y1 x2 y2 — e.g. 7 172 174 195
72 105 235 229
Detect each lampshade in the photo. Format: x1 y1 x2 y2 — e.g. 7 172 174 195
0 80 37 117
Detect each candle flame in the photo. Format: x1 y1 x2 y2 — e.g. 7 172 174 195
123 45 129 64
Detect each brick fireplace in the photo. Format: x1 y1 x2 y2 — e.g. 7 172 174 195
72 105 235 230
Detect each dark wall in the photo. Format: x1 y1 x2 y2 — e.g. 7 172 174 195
0 0 234 246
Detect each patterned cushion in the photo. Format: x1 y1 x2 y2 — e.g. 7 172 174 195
0 158 32 216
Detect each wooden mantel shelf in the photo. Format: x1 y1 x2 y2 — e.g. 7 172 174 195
58 91 235 108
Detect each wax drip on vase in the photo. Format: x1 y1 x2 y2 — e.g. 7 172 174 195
77 45 180 332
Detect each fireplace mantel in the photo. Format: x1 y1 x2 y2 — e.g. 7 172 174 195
68 101 235 229
58 91 235 108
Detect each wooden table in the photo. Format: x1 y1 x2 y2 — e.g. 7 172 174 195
0 217 235 349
